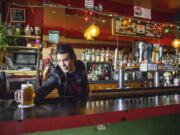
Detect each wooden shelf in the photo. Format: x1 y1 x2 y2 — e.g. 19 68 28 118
8 46 38 50
10 35 41 39
0 70 37 75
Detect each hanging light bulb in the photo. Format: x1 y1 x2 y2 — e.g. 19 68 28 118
88 24 100 37
84 24 100 40
172 39 180 48
84 29 93 40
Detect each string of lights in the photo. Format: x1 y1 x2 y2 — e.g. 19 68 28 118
10 1 180 34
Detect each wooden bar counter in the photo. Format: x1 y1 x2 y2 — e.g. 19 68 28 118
1 92 180 135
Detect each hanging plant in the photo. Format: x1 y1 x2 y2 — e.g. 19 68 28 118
0 24 16 51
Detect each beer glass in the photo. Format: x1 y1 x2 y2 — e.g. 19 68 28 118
14 84 34 108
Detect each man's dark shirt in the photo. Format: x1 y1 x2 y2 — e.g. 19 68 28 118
34 60 89 100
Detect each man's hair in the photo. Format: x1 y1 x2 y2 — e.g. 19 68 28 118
55 43 76 60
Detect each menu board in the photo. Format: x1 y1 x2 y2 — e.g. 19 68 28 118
10 8 25 22
112 19 163 39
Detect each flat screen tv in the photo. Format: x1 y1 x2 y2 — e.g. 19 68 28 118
13 52 37 65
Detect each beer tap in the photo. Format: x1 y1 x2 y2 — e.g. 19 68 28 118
159 46 163 62
139 42 143 63
147 44 152 63
143 45 148 62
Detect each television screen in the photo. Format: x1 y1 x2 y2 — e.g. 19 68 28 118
13 52 37 65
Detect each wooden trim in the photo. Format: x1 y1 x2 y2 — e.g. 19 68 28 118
43 35 132 47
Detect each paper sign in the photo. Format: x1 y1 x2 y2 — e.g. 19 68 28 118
49 30 59 44
85 0 94 8
134 6 151 19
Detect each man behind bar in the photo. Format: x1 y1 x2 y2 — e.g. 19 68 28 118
34 43 89 101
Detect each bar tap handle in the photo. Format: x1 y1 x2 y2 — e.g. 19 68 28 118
159 46 163 62
143 45 148 62
147 44 152 63
151 47 156 63
139 43 143 63
114 48 118 70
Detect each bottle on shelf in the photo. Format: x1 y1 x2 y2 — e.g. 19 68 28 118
87 67 92 81
86 48 91 62
105 67 110 80
81 50 86 61
105 47 110 63
91 48 96 62
100 48 105 62
98 65 103 80
96 49 100 62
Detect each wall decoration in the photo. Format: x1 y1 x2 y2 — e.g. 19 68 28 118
49 30 59 44
134 6 151 19
112 18 136 36
112 19 163 39
10 8 25 22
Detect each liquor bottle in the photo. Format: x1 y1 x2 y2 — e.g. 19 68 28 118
81 50 86 61
127 57 131 67
105 48 110 63
87 67 92 81
96 49 100 62
123 55 127 68
91 48 96 62
105 68 109 80
100 48 105 62
86 49 91 62
98 65 103 80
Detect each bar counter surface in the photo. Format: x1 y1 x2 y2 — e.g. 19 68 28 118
1 91 180 135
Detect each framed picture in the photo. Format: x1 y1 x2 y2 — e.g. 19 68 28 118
10 8 25 22
112 18 136 36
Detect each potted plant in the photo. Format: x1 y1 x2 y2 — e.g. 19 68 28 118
0 24 12 51
0 24 20 50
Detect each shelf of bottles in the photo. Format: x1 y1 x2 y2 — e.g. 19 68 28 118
82 48 112 81
81 43 180 87
81 48 139 82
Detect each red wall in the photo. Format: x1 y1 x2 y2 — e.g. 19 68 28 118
7 0 175 46
7 4 43 32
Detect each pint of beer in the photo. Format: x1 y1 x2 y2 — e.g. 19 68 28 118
14 84 34 107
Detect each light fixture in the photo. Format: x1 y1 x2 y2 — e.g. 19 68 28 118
88 24 100 37
172 38 180 48
84 24 100 40
84 30 93 40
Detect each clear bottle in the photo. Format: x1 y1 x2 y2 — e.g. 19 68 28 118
81 50 86 61
105 48 110 63
91 48 96 62
96 49 100 62
86 49 91 62
101 48 105 63
84 48 88 61
105 68 109 80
